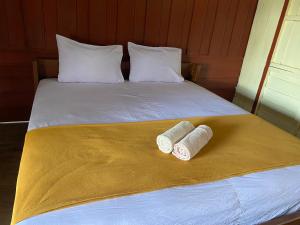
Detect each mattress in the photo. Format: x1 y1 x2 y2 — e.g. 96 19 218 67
19 79 300 225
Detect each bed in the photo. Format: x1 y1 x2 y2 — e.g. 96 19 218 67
12 59 300 225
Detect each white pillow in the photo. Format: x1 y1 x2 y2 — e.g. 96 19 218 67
128 42 184 82
56 35 124 83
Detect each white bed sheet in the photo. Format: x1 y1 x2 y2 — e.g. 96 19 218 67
19 79 300 225
28 79 246 130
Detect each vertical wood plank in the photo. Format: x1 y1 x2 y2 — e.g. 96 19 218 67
167 0 194 52
228 0 258 57
209 0 232 56
220 0 239 56
180 0 195 54
133 0 147 43
159 0 172 45
187 0 210 55
144 0 173 46
6 0 27 49
144 0 161 45
106 0 118 44
0 0 9 49
22 0 45 49
198 0 218 55
43 0 57 51
167 0 186 47
77 0 89 42
238 0 258 57
89 0 117 44
144 0 169 45
89 0 107 44
57 0 77 38
117 0 135 45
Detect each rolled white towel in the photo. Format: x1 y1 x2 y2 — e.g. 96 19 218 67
156 121 195 153
172 125 213 160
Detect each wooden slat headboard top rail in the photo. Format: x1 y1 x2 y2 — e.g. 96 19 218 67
32 59 202 90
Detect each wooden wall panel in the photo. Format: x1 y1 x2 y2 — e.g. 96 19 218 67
133 0 147 43
0 0 258 121
89 0 106 44
117 0 135 44
104 0 118 44
167 0 194 52
228 0 258 57
188 0 218 55
22 0 45 49
89 0 118 44
0 0 9 48
43 0 57 50
4 0 26 49
144 0 172 45
209 0 238 56
76 0 89 42
57 0 77 39
0 52 34 121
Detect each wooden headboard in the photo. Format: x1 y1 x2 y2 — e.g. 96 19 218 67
32 59 202 90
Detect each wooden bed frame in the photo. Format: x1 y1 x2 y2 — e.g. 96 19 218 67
31 58 300 225
32 58 202 89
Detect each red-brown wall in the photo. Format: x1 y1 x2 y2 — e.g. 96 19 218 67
0 0 258 121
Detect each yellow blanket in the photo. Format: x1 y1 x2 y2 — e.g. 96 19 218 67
11 114 300 224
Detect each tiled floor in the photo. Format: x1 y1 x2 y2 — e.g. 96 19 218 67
0 123 27 225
